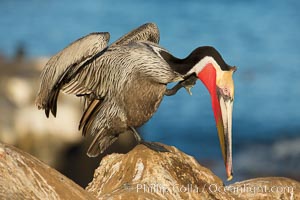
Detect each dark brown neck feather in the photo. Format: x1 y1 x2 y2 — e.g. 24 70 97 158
160 46 230 75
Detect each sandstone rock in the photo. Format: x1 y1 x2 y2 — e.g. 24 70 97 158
86 144 237 200
0 142 96 200
1 141 299 200
229 177 300 200
86 144 300 200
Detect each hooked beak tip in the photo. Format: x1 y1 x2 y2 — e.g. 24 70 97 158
226 164 233 181
227 174 233 181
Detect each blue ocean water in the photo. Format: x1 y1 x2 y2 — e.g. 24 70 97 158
1 0 300 179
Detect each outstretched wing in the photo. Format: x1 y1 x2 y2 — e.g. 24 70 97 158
111 22 160 46
36 23 162 157
77 23 161 132
35 32 110 117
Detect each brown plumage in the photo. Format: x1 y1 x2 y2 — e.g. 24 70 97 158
36 23 182 156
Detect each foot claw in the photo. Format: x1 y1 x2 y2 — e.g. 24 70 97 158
185 86 193 95
165 75 197 96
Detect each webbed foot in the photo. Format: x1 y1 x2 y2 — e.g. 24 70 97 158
130 127 169 152
165 75 198 96
140 141 169 152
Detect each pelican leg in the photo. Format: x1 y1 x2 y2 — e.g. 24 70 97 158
130 126 143 142
165 75 198 96
130 127 169 152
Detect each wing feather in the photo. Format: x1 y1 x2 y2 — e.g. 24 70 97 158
111 22 160 46
79 99 101 133
36 32 110 117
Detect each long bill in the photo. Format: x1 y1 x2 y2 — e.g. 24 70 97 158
197 64 234 180
212 92 233 181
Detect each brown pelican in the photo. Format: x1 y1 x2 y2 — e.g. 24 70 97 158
36 23 235 180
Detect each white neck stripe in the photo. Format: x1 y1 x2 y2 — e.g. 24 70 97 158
186 56 221 75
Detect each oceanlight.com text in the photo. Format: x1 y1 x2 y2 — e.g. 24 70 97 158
136 183 294 195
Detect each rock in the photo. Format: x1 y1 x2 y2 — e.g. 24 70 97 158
1 141 299 200
86 144 236 200
229 177 300 200
0 142 96 200
86 144 300 200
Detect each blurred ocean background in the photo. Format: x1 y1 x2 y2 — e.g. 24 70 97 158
0 0 299 185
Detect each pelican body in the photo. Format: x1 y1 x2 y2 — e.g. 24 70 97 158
36 23 236 180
